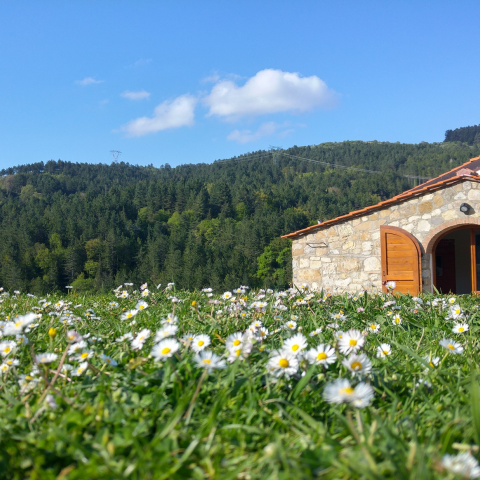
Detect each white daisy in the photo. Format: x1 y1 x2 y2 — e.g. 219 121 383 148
68 340 87 354
441 452 480 479
368 323 380 333
335 330 345 341
154 325 178 342
136 300 149 311
72 362 88 376
194 350 226 370
449 304 463 320
100 354 117 366
284 320 297 331
74 350 94 362
452 323 469 334
376 343 392 358
151 339 180 361
115 333 133 343
283 334 308 356
0 341 16 357
191 334 211 353
423 354 440 368
131 329 151 351
306 344 336 367
162 313 178 325
342 353 372 375
35 352 58 364
226 332 244 350
266 350 299 378
256 327 269 340
385 281 396 290
4 358 19 367
323 378 374 407
227 341 253 363
121 309 138 321
338 329 365 355
392 314 402 325
440 338 463 354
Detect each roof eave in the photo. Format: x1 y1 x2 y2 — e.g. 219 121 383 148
282 174 480 240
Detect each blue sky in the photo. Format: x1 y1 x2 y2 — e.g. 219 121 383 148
1 1 479 169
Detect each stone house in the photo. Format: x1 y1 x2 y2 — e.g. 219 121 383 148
282 155 480 295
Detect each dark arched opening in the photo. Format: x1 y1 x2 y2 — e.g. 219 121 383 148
433 226 480 294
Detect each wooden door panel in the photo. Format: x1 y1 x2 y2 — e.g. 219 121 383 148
381 226 422 295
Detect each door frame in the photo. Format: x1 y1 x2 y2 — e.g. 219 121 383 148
431 226 480 293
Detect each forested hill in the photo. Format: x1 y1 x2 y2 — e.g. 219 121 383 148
444 124 480 145
1 140 479 294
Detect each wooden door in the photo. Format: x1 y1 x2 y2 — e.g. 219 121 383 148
435 239 456 294
380 225 422 295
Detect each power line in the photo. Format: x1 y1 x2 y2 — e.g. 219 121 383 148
215 149 432 181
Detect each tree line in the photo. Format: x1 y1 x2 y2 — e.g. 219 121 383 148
444 124 480 145
0 140 479 294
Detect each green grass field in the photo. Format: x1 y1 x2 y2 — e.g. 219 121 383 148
0 285 479 479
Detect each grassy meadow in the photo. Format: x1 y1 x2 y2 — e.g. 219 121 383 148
0 284 479 479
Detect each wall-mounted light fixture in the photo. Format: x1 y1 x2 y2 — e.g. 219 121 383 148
460 203 471 214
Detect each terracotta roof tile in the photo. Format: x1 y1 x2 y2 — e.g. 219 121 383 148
282 155 480 239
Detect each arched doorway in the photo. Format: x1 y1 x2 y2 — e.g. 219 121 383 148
433 226 480 294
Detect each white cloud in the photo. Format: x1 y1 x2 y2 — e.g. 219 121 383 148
227 121 293 144
202 73 220 83
204 69 337 121
120 94 197 137
75 77 104 86
126 58 152 68
121 90 151 101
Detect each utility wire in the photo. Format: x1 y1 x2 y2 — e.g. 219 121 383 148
216 150 432 181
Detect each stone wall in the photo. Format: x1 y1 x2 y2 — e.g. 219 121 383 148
292 179 480 293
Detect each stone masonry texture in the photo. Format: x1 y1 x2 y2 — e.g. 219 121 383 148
292 179 480 293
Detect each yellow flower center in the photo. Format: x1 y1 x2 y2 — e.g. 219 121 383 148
198 340 204 347
339 387 354 395
279 358 289 368
317 352 327 361
351 361 362 370
292 344 299 351
202 359 211 364
349 339 357 346
233 339 241 346
161 348 171 355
